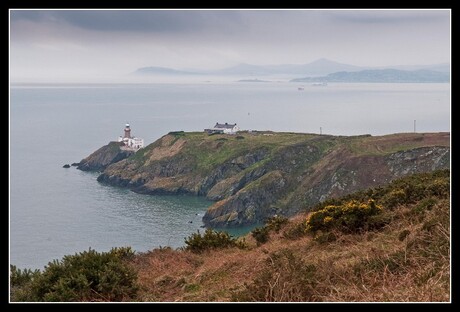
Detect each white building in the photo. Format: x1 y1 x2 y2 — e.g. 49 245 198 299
205 122 239 135
117 123 144 150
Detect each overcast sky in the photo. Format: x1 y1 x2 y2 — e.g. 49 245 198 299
10 9 451 82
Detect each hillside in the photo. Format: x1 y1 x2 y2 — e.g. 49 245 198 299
11 170 450 302
291 69 450 83
134 66 199 76
93 131 449 227
133 59 449 78
133 170 450 302
133 59 363 77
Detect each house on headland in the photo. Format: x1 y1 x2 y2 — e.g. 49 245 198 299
205 122 239 135
117 123 144 150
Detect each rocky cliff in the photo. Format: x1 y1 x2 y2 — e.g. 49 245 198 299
77 141 135 172
84 131 449 227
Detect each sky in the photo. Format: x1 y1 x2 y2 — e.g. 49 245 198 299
10 9 451 83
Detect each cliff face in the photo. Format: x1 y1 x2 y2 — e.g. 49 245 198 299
89 131 449 227
77 141 135 172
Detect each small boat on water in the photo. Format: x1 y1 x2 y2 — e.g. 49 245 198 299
312 82 328 86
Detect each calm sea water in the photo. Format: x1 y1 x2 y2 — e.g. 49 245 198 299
10 82 450 270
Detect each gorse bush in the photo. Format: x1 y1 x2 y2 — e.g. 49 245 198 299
412 197 438 214
10 265 40 288
305 170 450 234
283 221 308 240
251 216 289 245
234 170 450 302
251 227 270 246
426 178 449 197
313 169 449 212
11 247 138 302
265 215 289 232
380 172 449 209
381 188 407 209
185 229 246 253
306 199 383 233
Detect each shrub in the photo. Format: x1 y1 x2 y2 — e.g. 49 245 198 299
283 222 308 240
252 227 270 246
306 199 383 233
232 250 317 302
184 229 246 253
365 212 392 230
10 265 40 288
168 131 185 137
426 178 450 197
251 216 289 246
381 189 407 209
309 170 449 214
11 247 138 302
413 197 438 214
265 215 289 232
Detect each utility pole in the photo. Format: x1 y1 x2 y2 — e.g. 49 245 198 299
320 127 322 135
414 120 416 133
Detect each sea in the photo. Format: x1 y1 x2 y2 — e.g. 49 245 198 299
10 81 450 270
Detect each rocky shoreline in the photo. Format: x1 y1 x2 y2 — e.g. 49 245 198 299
77 141 135 172
76 131 450 227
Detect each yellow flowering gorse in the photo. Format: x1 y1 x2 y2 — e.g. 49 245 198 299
306 199 383 232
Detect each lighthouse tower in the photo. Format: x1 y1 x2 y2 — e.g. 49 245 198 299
118 123 144 150
124 123 131 139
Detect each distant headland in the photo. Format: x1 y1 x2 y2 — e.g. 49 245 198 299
75 128 450 228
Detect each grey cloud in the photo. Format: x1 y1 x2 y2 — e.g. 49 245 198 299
326 10 449 24
10 10 49 21
9 9 450 82
11 10 245 33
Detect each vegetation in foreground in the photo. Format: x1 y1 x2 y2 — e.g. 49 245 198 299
10 247 138 302
11 170 450 302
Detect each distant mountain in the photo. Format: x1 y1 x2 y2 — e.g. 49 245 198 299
279 58 364 76
377 63 450 73
133 59 365 77
291 69 450 83
133 59 450 79
237 79 270 82
213 63 272 76
134 66 199 76
202 58 365 77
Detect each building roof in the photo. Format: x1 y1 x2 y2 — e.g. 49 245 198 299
214 122 237 129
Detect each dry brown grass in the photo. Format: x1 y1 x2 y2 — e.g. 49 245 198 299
146 137 186 164
349 132 450 156
131 172 450 302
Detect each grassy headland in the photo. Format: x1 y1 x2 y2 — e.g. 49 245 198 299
94 131 449 227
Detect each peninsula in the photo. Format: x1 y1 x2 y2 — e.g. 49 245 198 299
77 131 450 228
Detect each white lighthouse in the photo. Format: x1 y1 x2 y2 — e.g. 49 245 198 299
118 123 144 150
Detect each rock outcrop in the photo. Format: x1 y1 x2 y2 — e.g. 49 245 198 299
77 141 135 172
82 131 450 227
